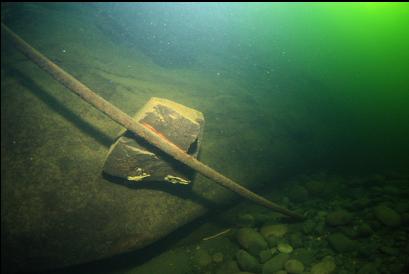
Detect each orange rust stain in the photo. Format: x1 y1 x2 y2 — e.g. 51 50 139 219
141 122 184 151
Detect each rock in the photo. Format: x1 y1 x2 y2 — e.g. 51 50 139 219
265 236 279 248
285 259 304 273
383 185 399 195
303 219 316 234
288 185 309 202
259 249 272 264
326 210 353 226
236 249 261 273
252 213 276 225
270 247 278 256
357 242 378 259
356 223 373 237
289 232 303 248
237 228 268 256
237 214 256 227
195 249 212 267
341 226 358 238
305 180 329 197
260 224 288 239
292 248 315 266
311 256 336 274
380 246 399 256
262 253 290 274
277 242 293 254
401 213 409 225
327 233 356 252
314 221 326 235
374 205 401 227
351 197 371 210
212 252 224 263
103 97 204 182
395 201 409 213
215 260 241 274
357 263 379 274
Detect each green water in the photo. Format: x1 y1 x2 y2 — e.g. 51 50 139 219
1 3 409 274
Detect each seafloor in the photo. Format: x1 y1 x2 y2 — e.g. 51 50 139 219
1 4 408 274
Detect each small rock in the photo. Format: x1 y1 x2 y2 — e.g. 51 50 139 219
357 242 378 259
253 212 276 225
374 205 401 227
215 260 240 274
270 247 277 255
356 223 373 237
357 263 379 274
277 243 293 254
314 221 326 235
237 228 268 256
292 248 315 266
305 180 329 197
262 253 289 274
402 213 409 224
341 226 358 238
326 210 353 226
383 185 399 195
236 249 261 273
327 233 356 252
285 259 304 273
237 214 255 227
259 249 272 264
288 185 309 202
266 236 279 248
212 252 224 263
289 232 303 248
302 219 316 234
351 197 371 210
380 246 398 256
195 249 212 267
260 224 288 239
311 256 336 274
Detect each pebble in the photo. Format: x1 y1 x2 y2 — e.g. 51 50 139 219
277 243 293 254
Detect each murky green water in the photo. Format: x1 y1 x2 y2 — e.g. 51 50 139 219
2 3 409 274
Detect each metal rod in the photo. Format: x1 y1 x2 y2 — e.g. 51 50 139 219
2 23 304 220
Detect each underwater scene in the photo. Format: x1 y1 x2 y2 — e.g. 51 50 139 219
1 3 409 274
